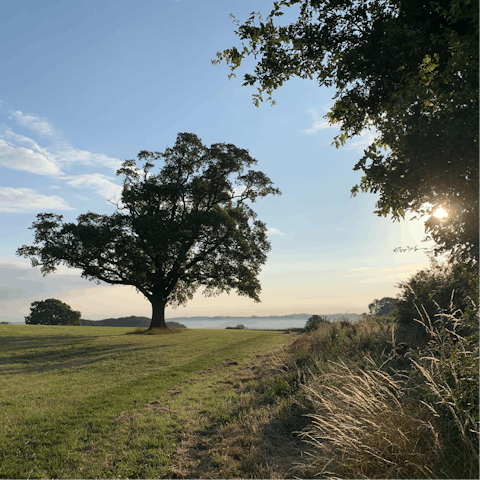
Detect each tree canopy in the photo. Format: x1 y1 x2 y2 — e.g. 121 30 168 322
17 133 281 329
368 297 398 317
25 298 82 326
214 0 479 268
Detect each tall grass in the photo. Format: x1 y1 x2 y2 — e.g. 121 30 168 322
300 359 440 478
298 300 479 479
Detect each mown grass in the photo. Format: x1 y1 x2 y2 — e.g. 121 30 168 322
171 309 478 479
0 325 290 479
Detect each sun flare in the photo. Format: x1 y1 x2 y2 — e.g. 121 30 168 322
433 207 448 219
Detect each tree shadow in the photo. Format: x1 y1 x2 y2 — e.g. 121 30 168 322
0 334 169 375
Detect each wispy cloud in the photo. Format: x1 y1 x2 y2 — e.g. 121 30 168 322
300 107 380 152
9 110 57 137
267 227 285 236
0 107 126 209
1 110 122 174
65 173 123 205
0 138 64 176
52 142 123 171
0 187 74 213
345 128 378 153
300 108 337 135
2 126 51 154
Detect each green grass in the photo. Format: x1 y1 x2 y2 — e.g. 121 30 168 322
0 325 290 479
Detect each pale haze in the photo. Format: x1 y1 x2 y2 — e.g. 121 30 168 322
0 0 434 323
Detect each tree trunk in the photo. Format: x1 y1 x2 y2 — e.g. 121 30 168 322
149 296 168 329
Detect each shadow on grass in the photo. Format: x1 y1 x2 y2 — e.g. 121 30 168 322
0 338 169 375
127 327 184 335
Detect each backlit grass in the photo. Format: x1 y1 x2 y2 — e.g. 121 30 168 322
0 325 290 479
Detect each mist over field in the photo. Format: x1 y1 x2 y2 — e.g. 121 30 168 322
4 313 361 329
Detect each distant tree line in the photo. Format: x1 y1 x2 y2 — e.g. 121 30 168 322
81 316 186 328
23 299 186 328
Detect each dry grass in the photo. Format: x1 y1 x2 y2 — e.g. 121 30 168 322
296 302 479 479
289 314 395 369
164 338 315 479
406 302 480 478
299 358 441 479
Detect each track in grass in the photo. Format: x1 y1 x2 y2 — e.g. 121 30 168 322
0 325 290 478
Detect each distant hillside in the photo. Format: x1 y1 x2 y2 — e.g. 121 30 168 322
325 313 361 322
81 316 186 328
163 313 361 323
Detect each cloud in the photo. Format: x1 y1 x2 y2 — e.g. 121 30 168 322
300 107 380 151
65 173 123 205
267 227 285 236
0 263 103 321
53 142 123 171
1 110 123 175
0 108 125 205
0 187 74 212
9 110 57 137
345 128 378 152
300 108 337 135
0 138 64 176
301 119 336 135
2 126 51 154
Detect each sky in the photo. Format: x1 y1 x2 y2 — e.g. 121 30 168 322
0 0 437 323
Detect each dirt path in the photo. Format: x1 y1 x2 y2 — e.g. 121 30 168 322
162 333 313 479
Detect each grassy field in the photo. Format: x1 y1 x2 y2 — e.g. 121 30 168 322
0 325 291 479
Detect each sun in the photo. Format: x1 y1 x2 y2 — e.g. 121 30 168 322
433 207 448 219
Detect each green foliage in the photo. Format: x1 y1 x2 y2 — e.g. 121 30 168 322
290 299 478 477
16 133 281 329
214 0 479 267
405 303 479 478
294 315 393 367
393 259 479 347
368 296 397 317
303 314 329 332
24 298 81 326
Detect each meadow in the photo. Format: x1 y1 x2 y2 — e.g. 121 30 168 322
1 291 478 479
0 325 291 478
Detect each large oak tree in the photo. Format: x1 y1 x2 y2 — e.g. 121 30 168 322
214 0 478 268
17 133 281 329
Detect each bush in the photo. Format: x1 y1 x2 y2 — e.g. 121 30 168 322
303 315 329 333
394 260 478 348
298 295 479 478
293 315 393 368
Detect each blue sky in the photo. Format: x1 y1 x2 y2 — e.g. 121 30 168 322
0 0 435 322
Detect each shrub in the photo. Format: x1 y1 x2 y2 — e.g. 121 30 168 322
293 315 393 367
303 315 329 333
394 260 478 347
299 297 479 479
